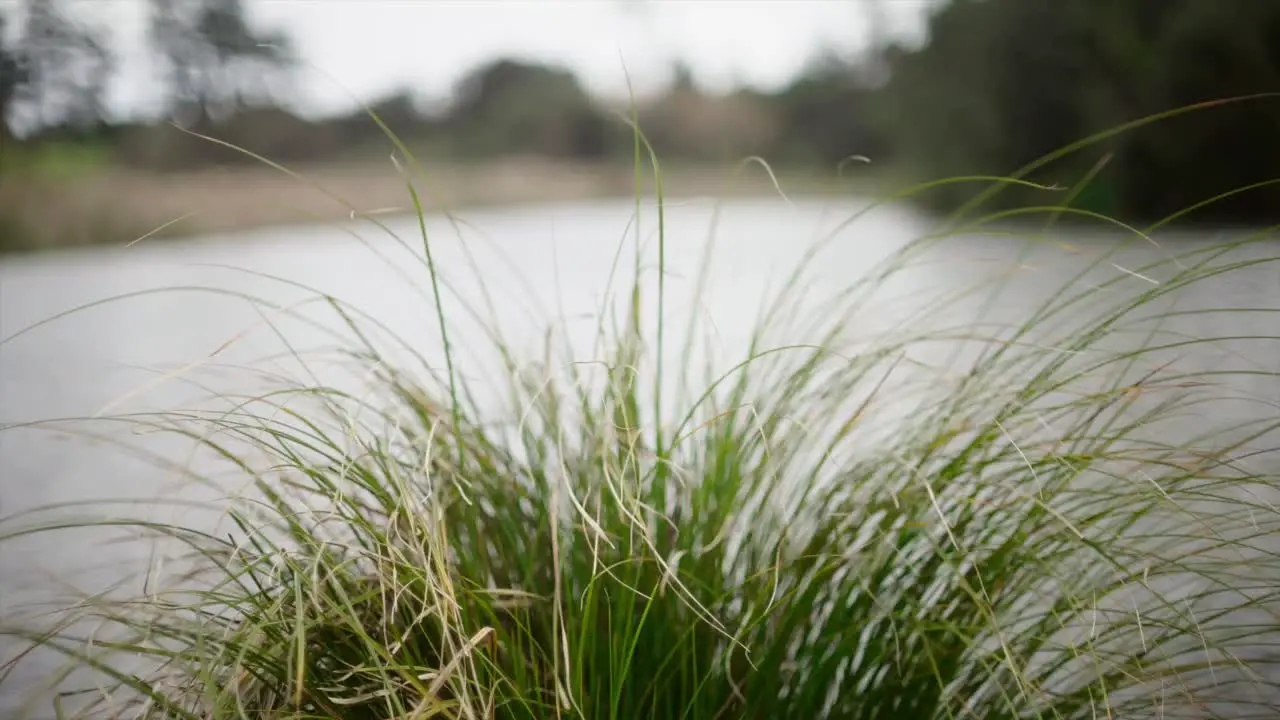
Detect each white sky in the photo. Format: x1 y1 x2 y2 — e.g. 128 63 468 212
4 0 933 119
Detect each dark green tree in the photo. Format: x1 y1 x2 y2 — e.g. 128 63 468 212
148 0 295 123
769 52 891 167
13 0 113 131
448 58 607 159
0 10 29 140
877 0 1280 223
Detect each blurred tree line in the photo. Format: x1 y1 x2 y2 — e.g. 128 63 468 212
0 0 889 173
879 0 1280 223
3 0 1280 222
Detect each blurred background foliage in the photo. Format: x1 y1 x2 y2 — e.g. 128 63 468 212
2 0 1280 225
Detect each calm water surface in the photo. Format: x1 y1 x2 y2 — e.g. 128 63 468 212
1 197 1277 717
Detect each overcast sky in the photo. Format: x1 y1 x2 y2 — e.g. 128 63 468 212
5 0 933 119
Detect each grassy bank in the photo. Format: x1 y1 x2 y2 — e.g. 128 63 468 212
0 156 891 255
1 124 1278 720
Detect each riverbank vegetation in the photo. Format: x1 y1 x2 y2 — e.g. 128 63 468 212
4 0 1280 253
0 156 892 254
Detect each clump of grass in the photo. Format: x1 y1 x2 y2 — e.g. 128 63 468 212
2 120 1279 720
